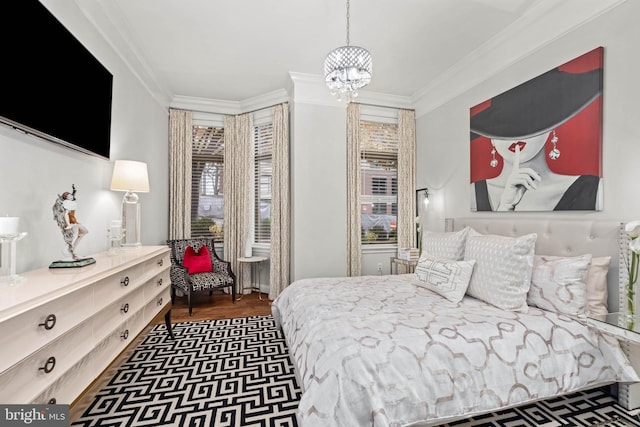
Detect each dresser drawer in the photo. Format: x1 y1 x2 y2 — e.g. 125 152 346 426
32 355 93 405
143 251 170 276
144 269 170 302
144 287 171 323
0 321 94 403
93 264 145 312
92 311 146 377
92 284 145 344
0 285 94 373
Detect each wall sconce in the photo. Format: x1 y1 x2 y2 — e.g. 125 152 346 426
415 187 429 216
415 187 429 248
110 160 150 247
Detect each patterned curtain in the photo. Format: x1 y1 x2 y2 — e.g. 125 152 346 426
397 109 417 249
168 109 192 239
223 113 254 294
269 103 290 299
346 103 362 276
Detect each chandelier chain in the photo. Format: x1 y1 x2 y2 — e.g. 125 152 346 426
346 0 350 46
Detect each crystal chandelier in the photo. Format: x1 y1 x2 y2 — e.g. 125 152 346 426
324 0 372 102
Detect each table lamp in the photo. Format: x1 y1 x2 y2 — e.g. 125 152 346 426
110 160 150 247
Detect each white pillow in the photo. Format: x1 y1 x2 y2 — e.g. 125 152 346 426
412 254 476 303
528 254 592 317
421 226 471 261
586 256 610 316
464 232 537 312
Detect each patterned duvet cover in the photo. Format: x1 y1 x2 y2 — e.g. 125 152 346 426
272 274 639 427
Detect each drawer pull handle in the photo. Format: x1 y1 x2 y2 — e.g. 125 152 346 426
39 314 57 330
121 329 129 340
121 303 129 314
48 398 56 404
39 357 56 374
157 297 163 306
157 278 163 286
121 276 130 287
157 259 164 267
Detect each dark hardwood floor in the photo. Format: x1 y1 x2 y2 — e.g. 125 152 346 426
164 289 273 324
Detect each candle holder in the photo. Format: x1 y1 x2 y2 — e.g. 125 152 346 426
0 232 28 284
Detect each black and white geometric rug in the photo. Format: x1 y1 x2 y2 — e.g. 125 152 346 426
71 315 640 427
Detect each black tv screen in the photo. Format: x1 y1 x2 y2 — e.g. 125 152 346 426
0 1 113 159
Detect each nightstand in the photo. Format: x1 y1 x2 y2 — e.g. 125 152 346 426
587 313 640 409
390 257 418 274
237 256 268 301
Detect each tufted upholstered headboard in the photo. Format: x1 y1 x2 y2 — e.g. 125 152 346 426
446 217 622 313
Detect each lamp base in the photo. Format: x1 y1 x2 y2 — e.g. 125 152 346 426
121 191 142 246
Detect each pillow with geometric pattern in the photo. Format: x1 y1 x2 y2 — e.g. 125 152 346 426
464 231 537 312
528 254 592 317
421 226 471 261
413 253 476 303
183 245 213 274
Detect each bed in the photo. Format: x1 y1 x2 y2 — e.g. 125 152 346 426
272 218 640 426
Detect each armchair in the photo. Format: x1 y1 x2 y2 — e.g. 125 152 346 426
167 238 236 316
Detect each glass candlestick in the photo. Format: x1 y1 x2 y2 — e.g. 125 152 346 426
0 232 28 284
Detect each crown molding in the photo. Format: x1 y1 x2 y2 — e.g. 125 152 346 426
289 72 412 110
412 0 628 118
171 89 289 116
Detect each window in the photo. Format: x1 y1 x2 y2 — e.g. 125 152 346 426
254 123 273 244
360 120 398 244
191 125 225 239
372 177 387 195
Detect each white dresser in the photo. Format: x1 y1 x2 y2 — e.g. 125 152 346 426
0 245 171 405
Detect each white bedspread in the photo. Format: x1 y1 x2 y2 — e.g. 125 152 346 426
272 274 639 427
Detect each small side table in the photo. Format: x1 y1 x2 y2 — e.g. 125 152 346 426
390 257 418 274
587 312 640 410
237 256 268 301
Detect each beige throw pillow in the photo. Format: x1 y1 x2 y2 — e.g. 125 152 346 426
586 256 610 316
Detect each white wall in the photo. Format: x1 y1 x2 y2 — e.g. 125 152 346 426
290 101 348 281
416 0 640 228
0 0 169 273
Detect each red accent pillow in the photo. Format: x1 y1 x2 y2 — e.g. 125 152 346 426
183 245 213 274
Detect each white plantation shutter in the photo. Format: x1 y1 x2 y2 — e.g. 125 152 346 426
191 125 225 239
254 123 273 243
360 120 399 243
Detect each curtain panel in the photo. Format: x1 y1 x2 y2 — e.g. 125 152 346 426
346 103 362 276
269 103 291 299
398 109 417 249
223 113 254 294
168 109 193 239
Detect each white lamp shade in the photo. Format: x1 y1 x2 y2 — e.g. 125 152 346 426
110 160 150 193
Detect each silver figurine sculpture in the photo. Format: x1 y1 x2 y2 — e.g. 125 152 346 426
52 184 89 261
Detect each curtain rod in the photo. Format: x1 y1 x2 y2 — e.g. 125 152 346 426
171 101 288 117
355 102 414 112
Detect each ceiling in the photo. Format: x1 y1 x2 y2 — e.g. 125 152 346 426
87 0 546 102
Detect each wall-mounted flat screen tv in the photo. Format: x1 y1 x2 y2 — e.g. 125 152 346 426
0 1 113 159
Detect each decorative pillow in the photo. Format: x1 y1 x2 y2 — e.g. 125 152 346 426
528 254 592 316
464 232 537 312
412 254 476 303
183 245 213 274
586 256 610 316
421 226 471 261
